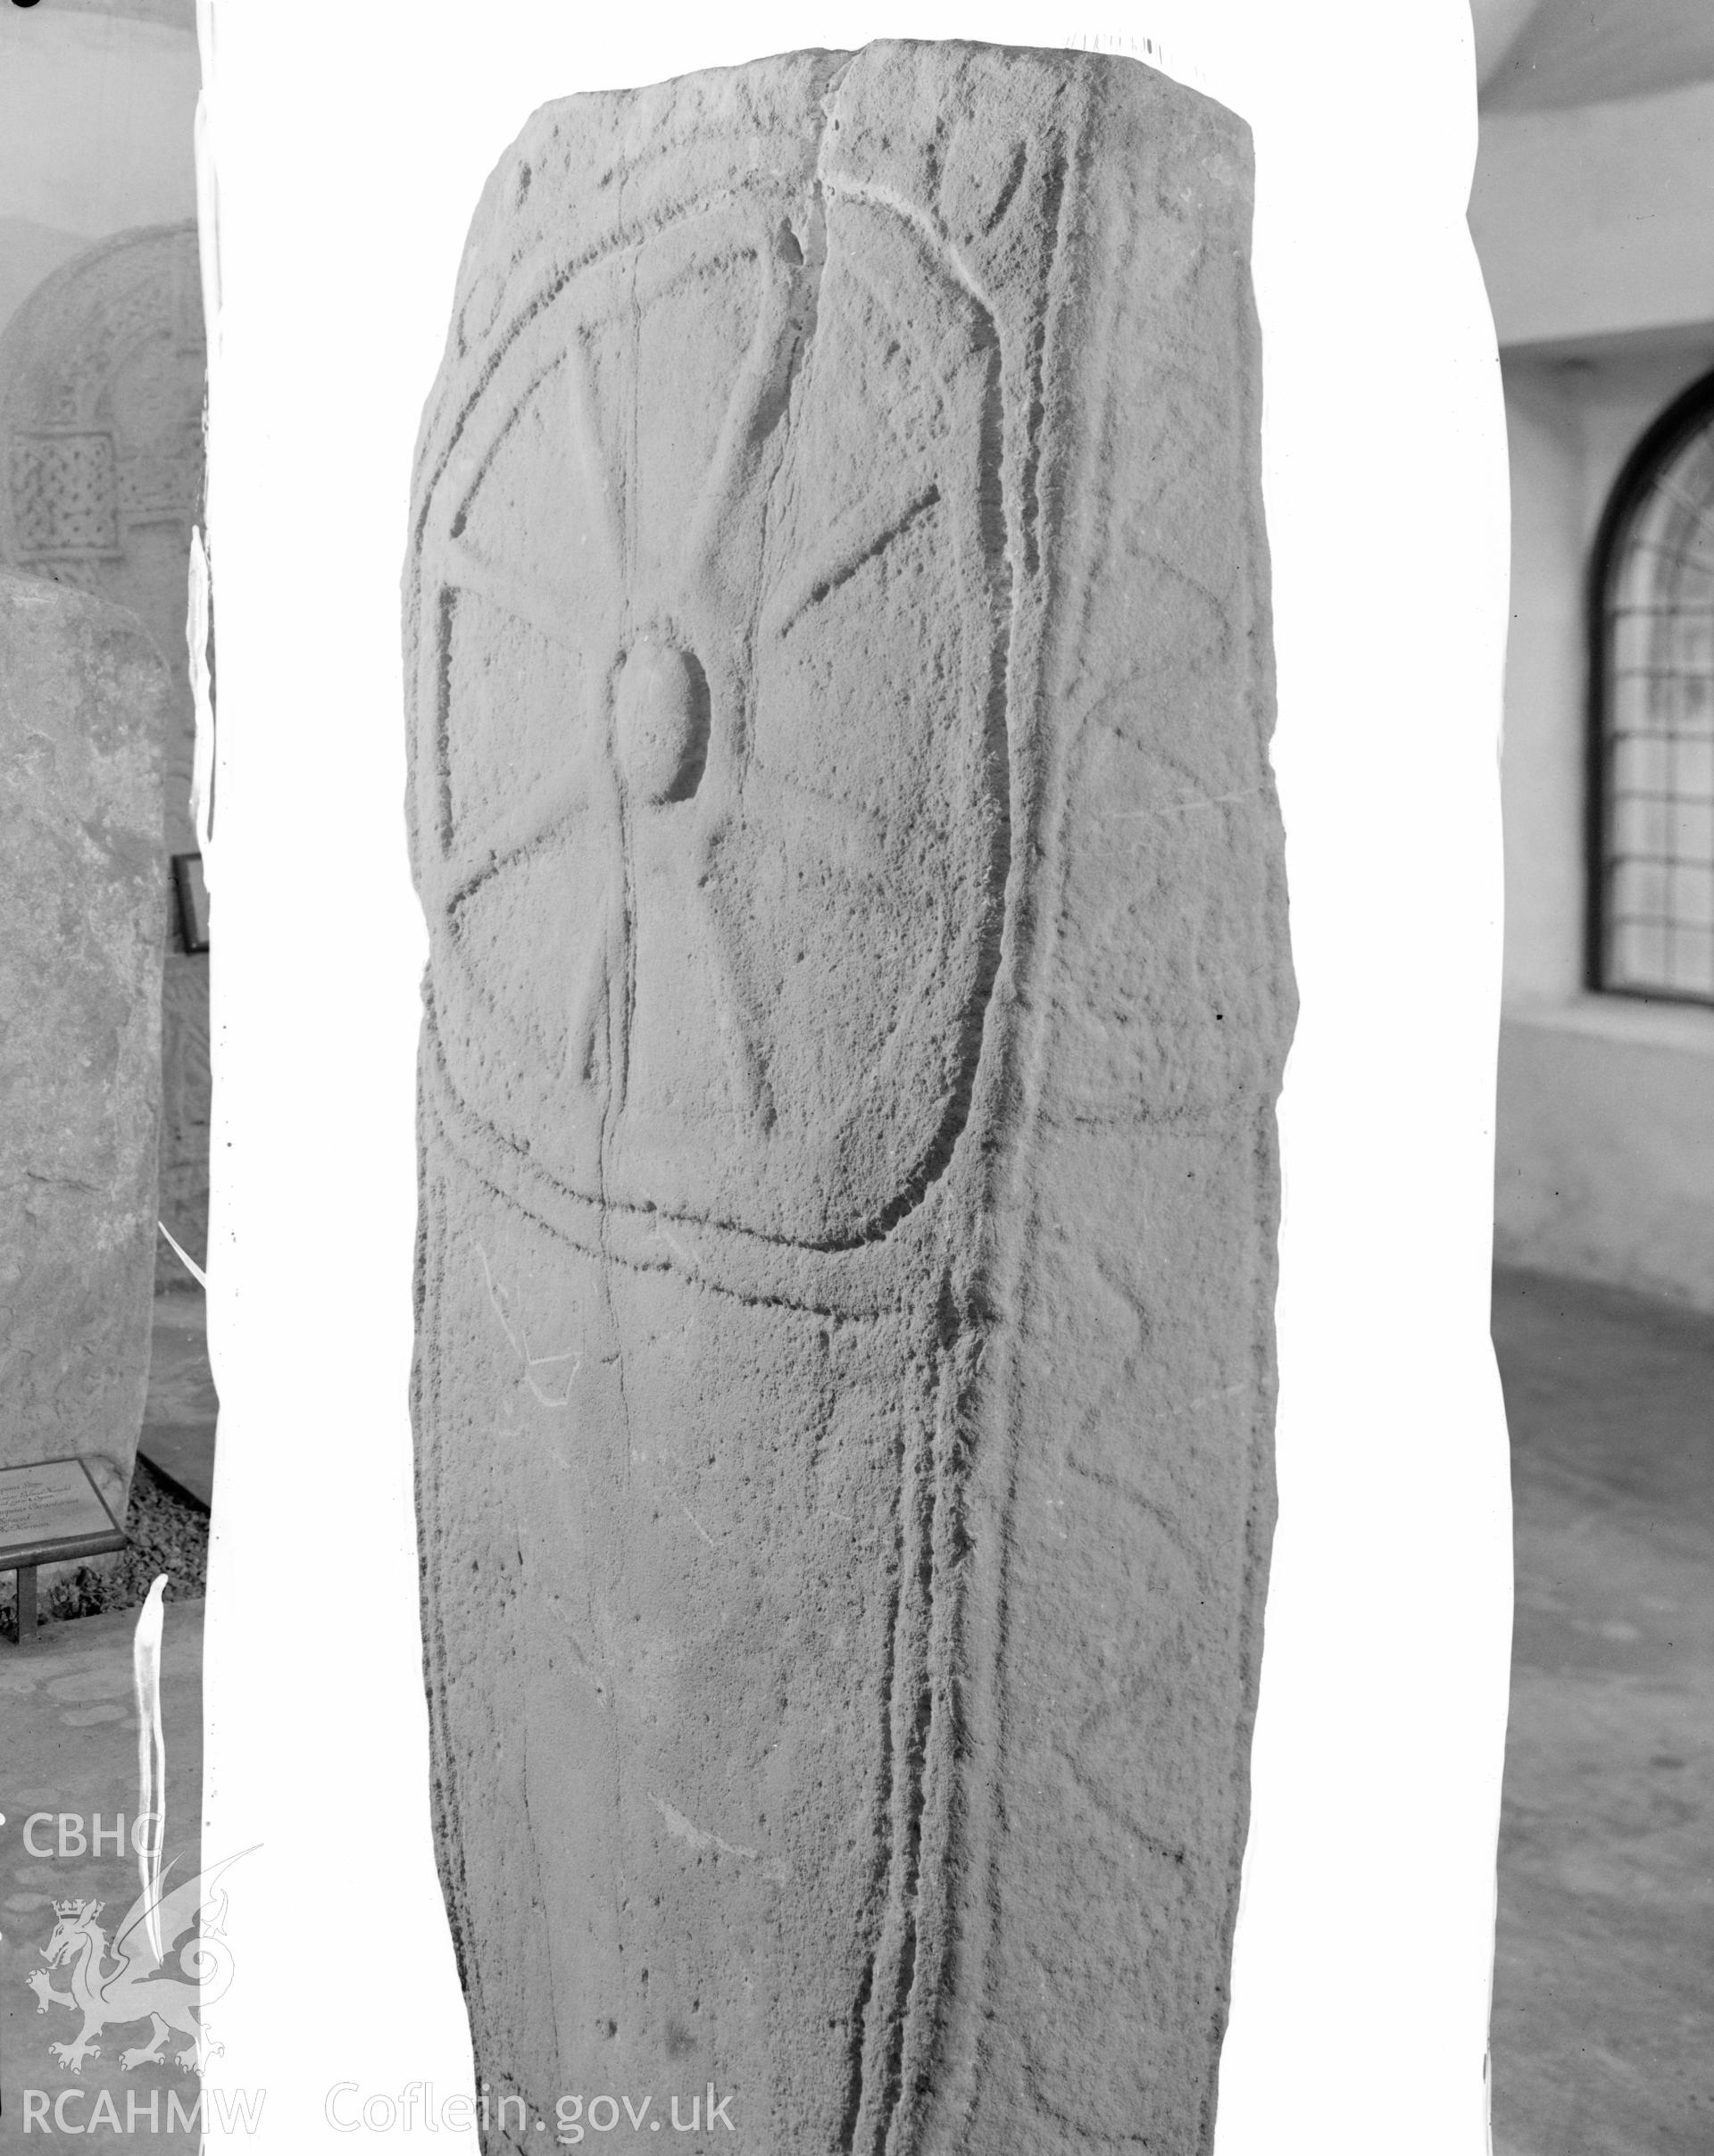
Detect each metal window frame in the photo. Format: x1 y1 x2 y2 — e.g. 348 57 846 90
1586 362 1714 1006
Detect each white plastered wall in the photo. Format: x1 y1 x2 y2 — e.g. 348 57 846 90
1493 340 1714 1307
1477 78 1714 1311
0 7 200 339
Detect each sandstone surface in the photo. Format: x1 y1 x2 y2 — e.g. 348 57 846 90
0 570 169 1513
407 40 1293 2154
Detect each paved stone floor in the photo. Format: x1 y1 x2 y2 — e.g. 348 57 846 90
1490 1268 1714 2156
0 1599 205 2152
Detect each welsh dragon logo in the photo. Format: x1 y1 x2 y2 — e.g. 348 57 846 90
28 1853 248 2075
22 1574 257 2077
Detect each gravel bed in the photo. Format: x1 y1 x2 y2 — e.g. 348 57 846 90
0 1456 209 1633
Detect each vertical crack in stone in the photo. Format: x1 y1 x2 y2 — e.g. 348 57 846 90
834 263 1012 1252
432 587 457 855
910 97 1089 2154
842 1376 911 2149
514 1600 563 2077
853 1346 941 2156
836 1952 878 2153
611 143 641 1123
1019 154 1069 579
879 1278 989 2156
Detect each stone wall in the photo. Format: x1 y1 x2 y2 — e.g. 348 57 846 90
0 569 169 1511
407 42 1292 2153
0 221 209 1286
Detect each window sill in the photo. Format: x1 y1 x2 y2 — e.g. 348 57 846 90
1503 993 1714 1057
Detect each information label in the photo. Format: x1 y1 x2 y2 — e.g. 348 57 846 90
0 1457 121 1559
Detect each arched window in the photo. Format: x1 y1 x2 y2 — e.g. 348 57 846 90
1591 368 1714 1004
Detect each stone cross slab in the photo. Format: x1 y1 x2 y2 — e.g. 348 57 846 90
406 40 1292 2155
1 570 168 1519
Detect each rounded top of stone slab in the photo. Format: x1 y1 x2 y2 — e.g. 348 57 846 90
0 563 169 641
0 569 176 740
